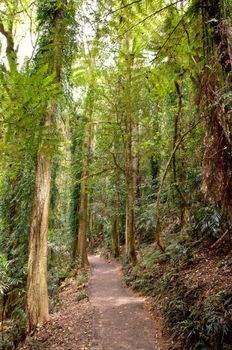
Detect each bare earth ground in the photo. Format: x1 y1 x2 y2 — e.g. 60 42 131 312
19 255 171 350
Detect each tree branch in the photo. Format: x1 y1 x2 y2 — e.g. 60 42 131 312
154 119 202 251
106 0 142 16
0 19 15 67
151 16 184 64
0 20 8 38
110 150 126 175
75 167 114 183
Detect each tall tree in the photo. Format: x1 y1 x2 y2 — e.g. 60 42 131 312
201 0 232 219
76 47 96 267
26 0 76 331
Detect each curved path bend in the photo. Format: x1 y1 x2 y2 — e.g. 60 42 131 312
88 255 156 350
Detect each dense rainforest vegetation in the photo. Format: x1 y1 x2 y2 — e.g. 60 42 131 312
1 0 232 349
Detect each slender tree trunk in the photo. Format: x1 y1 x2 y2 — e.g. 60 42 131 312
111 190 120 258
89 209 95 232
173 81 189 224
70 126 82 261
124 38 137 265
133 122 140 201
77 175 89 267
77 123 92 267
125 180 137 264
76 40 97 267
125 120 137 265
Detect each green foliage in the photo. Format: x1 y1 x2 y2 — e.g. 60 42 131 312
188 206 224 240
36 0 78 66
121 233 193 297
121 245 165 296
1 0 232 349
166 235 193 266
0 255 11 295
48 229 73 300
0 64 63 165
136 203 155 243
164 288 232 350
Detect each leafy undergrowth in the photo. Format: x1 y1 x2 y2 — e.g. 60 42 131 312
121 236 232 350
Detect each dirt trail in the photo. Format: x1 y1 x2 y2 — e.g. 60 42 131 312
88 255 156 350
19 255 169 350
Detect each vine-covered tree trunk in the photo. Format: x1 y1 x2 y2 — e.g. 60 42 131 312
201 0 232 219
70 124 82 261
26 0 68 331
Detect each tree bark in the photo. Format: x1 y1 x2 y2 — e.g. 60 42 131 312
77 179 89 267
26 152 51 331
125 178 137 264
125 117 137 264
201 0 232 219
173 81 189 224
77 119 92 267
125 127 137 265
26 107 55 330
124 45 137 265
111 191 120 258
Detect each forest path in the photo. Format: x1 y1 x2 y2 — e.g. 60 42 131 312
88 255 156 350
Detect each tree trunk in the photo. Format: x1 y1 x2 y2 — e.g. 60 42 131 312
76 41 97 267
125 120 137 265
77 123 92 267
124 38 137 265
26 148 52 331
111 191 120 258
201 0 232 219
26 0 67 330
125 180 137 265
173 80 189 225
77 175 89 267
89 209 95 233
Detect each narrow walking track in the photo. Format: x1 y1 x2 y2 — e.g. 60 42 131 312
88 255 156 350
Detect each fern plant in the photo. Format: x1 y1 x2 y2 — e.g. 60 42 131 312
188 206 224 240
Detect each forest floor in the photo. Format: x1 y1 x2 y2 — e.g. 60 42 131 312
19 255 172 350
